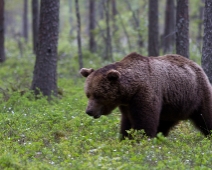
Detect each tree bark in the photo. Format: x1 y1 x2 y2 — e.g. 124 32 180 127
176 0 189 58
125 0 143 53
75 0 83 69
69 0 74 35
111 0 118 34
98 0 104 20
202 0 212 83
111 0 120 52
111 0 117 18
32 0 39 54
89 0 96 53
23 0 28 42
104 0 113 61
197 0 204 52
148 0 159 56
117 10 132 52
31 0 59 97
163 0 175 54
0 0 5 62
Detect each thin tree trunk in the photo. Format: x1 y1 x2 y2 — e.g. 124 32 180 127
148 0 159 56
117 10 132 52
197 0 204 52
176 0 189 58
32 0 39 54
68 0 74 35
23 0 28 42
111 0 119 52
98 0 104 20
111 0 117 23
75 0 83 69
89 0 96 53
125 0 143 53
111 0 118 35
104 0 113 61
0 0 5 62
31 0 59 97
163 0 175 54
202 0 212 83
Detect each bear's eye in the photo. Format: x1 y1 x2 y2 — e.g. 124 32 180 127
93 94 104 100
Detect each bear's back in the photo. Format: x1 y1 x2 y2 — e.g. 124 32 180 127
119 53 212 115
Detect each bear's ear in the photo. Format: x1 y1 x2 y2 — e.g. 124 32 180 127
106 70 121 81
80 68 94 77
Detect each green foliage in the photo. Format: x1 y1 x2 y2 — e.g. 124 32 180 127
0 49 212 169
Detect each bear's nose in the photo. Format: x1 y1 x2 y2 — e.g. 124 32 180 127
86 110 93 116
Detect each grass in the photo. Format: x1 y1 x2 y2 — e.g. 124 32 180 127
0 90 212 170
0 49 212 170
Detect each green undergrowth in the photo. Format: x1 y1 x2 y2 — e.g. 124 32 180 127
0 53 211 169
0 87 212 170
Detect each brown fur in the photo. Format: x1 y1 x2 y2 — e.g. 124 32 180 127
80 52 212 139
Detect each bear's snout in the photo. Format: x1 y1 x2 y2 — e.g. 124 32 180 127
86 109 101 119
86 109 93 116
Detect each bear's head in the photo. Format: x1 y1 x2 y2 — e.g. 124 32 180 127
80 67 121 119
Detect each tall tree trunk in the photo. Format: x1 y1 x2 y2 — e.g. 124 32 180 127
176 0 189 58
111 0 117 21
197 0 204 52
111 0 119 52
31 0 59 97
104 0 113 61
0 0 5 62
23 0 28 42
148 0 159 56
98 0 104 20
202 0 212 83
117 10 132 52
111 0 118 34
125 0 143 53
163 0 175 54
69 0 74 35
75 0 83 69
32 0 39 54
89 0 96 53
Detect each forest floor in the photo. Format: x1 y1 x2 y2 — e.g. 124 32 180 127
0 54 211 170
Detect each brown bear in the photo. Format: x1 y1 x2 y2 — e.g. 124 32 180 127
80 52 212 139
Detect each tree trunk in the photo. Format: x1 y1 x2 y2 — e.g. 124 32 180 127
32 0 39 54
117 10 132 52
104 0 113 61
75 0 83 69
0 0 5 62
197 0 204 52
69 0 74 35
148 0 159 56
31 0 59 97
111 0 118 34
111 0 119 52
176 0 189 58
125 0 143 54
98 0 104 20
89 0 96 53
202 0 212 83
111 0 117 19
23 0 28 42
163 0 175 54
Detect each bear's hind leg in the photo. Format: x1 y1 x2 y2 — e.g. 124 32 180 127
190 113 212 136
157 120 179 136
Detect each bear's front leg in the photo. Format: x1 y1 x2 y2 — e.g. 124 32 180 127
129 93 160 138
119 105 132 140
